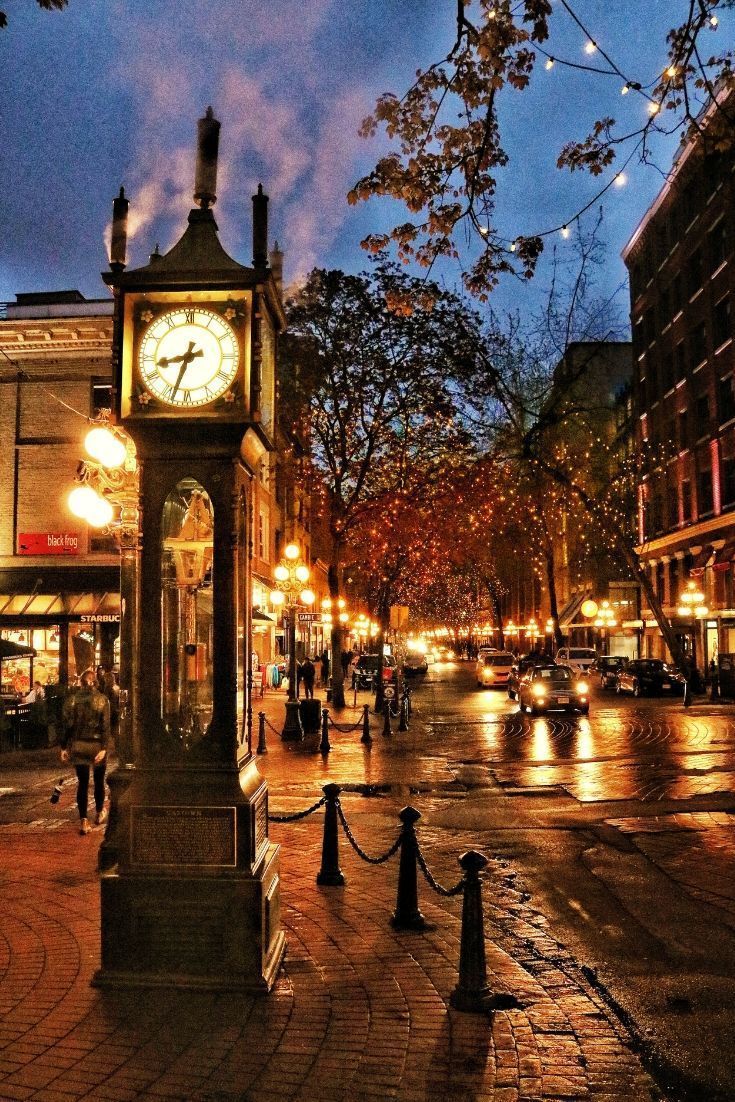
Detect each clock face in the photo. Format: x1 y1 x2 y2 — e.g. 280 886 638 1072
138 306 239 407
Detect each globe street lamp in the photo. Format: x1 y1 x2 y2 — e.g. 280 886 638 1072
593 600 617 653
677 580 708 683
66 415 139 767
270 543 315 740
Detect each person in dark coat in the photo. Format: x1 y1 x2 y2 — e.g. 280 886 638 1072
60 668 110 835
320 649 330 687
301 657 316 699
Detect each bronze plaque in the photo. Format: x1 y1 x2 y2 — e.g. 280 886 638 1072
131 806 237 868
254 797 268 859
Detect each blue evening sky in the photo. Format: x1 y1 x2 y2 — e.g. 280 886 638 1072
1 1 732 322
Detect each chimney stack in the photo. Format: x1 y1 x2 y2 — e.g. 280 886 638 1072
269 241 284 300
194 107 220 209
252 184 269 268
110 186 129 270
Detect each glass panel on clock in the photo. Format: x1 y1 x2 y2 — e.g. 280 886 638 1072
237 490 248 752
161 479 214 751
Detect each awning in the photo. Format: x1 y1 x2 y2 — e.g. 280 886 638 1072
558 591 588 629
0 639 36 660
713 541 735 571
252 610 275 622
689 545 713 576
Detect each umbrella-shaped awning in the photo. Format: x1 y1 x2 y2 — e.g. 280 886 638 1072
0 639 36 660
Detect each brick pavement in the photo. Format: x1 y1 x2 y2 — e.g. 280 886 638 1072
0 686 663 1102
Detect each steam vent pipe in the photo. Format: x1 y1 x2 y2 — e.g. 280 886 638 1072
252 184 269 268
194 106 221 209
110 186 129 270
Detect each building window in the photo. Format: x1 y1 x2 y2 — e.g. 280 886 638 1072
661 351 674 393
696 391 710 438
710 218 728 271
644 307 656 347
677 408 689 450
698 467 714 515
658 285 671 330
258 509 268 562
667 485 679 528
713 296 731 351
719 374 735 426
722 455 735 508
675 340 687 382
672 271 685 315
689 321 707 372
91 377 112 416
687 248 703 298
682 479 692 521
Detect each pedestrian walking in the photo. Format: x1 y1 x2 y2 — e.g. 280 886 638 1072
341 649 353 677
60 667 110 836
301 656 316 699
321 648 330 687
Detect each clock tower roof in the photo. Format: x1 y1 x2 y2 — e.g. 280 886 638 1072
107 206 253 289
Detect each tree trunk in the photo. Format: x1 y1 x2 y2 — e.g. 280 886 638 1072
328 559 346 709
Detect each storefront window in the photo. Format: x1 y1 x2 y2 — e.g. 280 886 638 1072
161 479 214 751
1 627 62 696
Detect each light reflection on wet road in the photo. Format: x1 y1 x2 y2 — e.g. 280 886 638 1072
417 660 735 803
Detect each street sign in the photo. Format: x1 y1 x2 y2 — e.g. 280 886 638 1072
297 613 321 623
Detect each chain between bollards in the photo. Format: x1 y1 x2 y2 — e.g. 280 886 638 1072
319 708 331 754
317 783 345 885
257 711 267 754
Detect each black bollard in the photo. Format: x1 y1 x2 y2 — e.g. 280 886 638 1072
684 679 692 708
317 783 345 886
382 698 392 737
450 850 494 1012
398 692 409 732
711 674 720 701
390 806 427 930
361 703 372 746
319 708 331 754
405 685 412 719
257 711 267 754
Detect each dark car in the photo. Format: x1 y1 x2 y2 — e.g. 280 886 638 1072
354 653 398 690
594 655 628 688
615 659 686 697
518 663 590 715
507 654 552 700
404 651 429 676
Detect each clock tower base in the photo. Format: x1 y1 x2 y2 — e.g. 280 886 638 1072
93 759 285 993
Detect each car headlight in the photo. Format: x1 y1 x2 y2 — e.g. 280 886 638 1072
576 681 589 695
532 683 546 698
483 668 494 679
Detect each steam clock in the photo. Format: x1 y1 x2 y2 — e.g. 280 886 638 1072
95 109 285 991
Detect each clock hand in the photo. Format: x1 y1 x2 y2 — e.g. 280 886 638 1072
160 342 204 398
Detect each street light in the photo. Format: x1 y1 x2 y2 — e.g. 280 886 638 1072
65 414 139 767
677 580 708 681
270 542 315 740
593 599 617 654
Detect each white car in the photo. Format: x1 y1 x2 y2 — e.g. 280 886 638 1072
555 647 597 674
475 651 515 688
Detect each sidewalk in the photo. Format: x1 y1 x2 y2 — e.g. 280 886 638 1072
0 686 662 1102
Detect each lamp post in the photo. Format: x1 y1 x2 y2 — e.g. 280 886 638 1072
593 600 617 654
677 580 708 684
270 543 315 740
67 414 139 767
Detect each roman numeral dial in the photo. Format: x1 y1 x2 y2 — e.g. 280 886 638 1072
138 306 239 408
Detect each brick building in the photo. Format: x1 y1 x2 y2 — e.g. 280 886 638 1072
0 291 118 695
623 112 734 671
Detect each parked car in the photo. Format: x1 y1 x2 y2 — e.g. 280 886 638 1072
404 651 429 676
594 655 628 688
555 647 597 673
507 654 552 699
518 664 590 715
615 659 686 697
475 651 515 689
354 653 398 689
